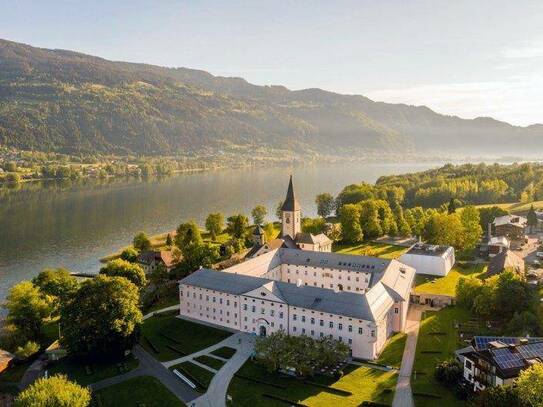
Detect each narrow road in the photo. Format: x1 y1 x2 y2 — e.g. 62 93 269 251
392 305 423 407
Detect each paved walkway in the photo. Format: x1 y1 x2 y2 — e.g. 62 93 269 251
392 305 423 407
142 304 179 320
19 357 47 390
91 345 201 403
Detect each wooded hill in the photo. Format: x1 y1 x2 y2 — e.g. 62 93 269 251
0 39 541 156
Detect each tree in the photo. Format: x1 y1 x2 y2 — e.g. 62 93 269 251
205 213 224 241
359 200 382 239
423 212 465 249
99 259 147 289
226 214 249 239
149 263 169 286
6 172 21 184
276 201 283 220
302 217 326 235
527 205 538 233
506 311 540 336
315 193 335 218
251 205 268 225
15 374 91 407
174 243 220 277
60 276 142 358
460 205 483 250
516 363 543 407
4 281 52 340
339 204 363 243
32 268 78 305
165 233 173 246
435 359 462 386
133 232 151 252
15 341 40 361
405 207 428 237
393 204 412 237
447 198 457 214
263 223 276 242
475 385 520 407
175 221 203 250
120 247 139 262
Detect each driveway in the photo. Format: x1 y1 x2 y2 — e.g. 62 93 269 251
392 305 423 407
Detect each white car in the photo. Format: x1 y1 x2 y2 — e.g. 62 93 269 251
533 260 541 267
537 252 543 259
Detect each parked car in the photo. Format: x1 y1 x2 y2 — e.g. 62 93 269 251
534 259 541 267
537 252 543 259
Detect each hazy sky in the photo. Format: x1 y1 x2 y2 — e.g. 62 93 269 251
1 0 542 125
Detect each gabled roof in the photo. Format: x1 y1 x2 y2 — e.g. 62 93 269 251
493 214 527 228
280 175 300 212
294 232 332 245
487 249 525 276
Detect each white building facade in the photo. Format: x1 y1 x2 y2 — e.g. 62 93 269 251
179 248 415 360
399 243 455 277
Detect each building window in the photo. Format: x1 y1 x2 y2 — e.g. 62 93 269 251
311 330 315 336
279 312 284 318
301 316 306 322
348 325 353 332
302 328 306 334
329 321 333 328
293 326 297 332
348 338 352 344
358 328 363 335
320 332 324 338
320 319 324 326
293 314 297 321
243 304 247 311
252 306 256 312
394 308 399 314
338 323 343 331
371 330 375 337
271 310 275 317
311 318 315 325
466 360 472 369
261 308 265 315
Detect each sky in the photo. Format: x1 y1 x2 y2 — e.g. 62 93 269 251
1 0 542 126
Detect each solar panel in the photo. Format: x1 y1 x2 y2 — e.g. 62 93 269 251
518 342 543 359
490 348 525 370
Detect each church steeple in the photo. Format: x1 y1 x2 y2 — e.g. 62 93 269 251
281 175 301 239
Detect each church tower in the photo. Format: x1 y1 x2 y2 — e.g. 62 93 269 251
281 176 301 239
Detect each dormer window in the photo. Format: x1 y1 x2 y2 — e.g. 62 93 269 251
261 292 266 296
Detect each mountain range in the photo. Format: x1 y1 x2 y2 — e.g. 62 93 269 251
0 38 541 157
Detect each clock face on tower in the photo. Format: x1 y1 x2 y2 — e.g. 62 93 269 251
285 214 290 224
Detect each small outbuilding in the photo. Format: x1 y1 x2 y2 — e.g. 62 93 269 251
399 243 455 276
0 349 14 374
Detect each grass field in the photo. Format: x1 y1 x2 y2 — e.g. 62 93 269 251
475 200 543 213
140 314 232 361
170 361 215 392
194 355 226 370
411 306 491 407
210 346 237 359
414 264 486 297
47 355 138 386
333 242 407 259
93 375 185 406
226 332 405 406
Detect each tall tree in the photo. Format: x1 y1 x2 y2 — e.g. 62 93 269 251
359 200 382 239
276 201 283 220
423 212 465 248
4 281 52 340
447 198 457 214
315 193 335 218
132 232 151 252
15 374 91 407
263 223 276 242
99 259 147 289
460 205 483 250
165 233 173 246
60 275 142 358
339 204 363 243
251 205 268 226
393 204 412 237
32 268 78 306
226 214 249 239
175 221 203 250
205 213 224 241
527 205 538 233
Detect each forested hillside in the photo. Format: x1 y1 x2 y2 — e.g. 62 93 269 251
0 39 541 156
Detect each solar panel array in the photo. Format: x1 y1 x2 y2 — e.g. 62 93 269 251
518 342 543 360
490 348 525 370
473 336 543 351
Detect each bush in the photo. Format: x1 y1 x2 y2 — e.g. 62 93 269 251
120 248 139 262
434 359 462 387
15 374 91 406
15 341 40 360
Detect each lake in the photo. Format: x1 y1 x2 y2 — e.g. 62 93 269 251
0 162 441 304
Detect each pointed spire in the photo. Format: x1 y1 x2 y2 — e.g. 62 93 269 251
281 175 300 211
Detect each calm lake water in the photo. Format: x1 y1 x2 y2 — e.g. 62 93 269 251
0 162 442 304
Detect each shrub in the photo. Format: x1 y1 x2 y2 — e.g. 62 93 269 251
15 341 40 360
434 359 462 387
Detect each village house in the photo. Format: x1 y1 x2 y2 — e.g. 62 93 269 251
137 250 178 274
462 336 543 391
493 215 527 242
486 249 525 277
178 178 416 360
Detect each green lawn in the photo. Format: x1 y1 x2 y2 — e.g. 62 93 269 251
210 346 237 359
227 360 397 407
170 361 215 392
93 375 185 406
194 355 226 370
411 306 490 407
376 332 407 368
333 242 407 259
414 263 486 297
47 355 138 386
140 314 232 361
